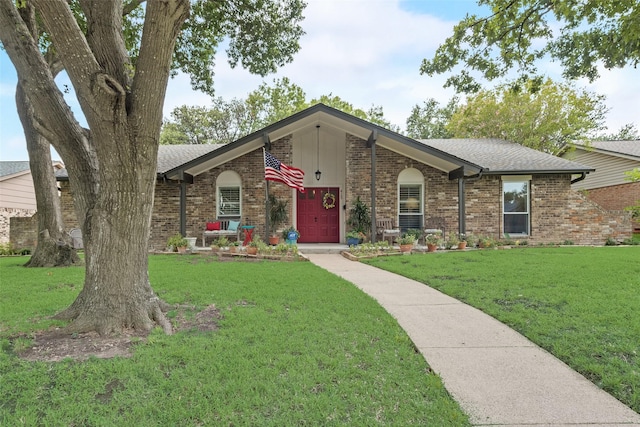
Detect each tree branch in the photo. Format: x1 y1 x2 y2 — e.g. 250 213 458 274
130 0 190 145
0 0 85 146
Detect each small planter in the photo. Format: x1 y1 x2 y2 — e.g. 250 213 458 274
426 243 438 252
186 237 197 250
346 237 361 246
177 246 188 254
399 244 413 253
457 241 467 250
229 245 237 253
246 246 258 255
268 236 280 246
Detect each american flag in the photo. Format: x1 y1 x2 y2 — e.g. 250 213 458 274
264 150 305 192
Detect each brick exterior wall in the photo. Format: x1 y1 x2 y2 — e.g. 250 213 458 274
9 213 37 249
54 134 632 249
1 207 36 244
584 182 640 232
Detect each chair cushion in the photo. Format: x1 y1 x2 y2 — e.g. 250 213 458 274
228 220 240 232
207 221 221 231
384 229 400 234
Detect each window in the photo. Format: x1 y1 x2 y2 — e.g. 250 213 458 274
502 177 530 235
398 168 424 231
217 171 241 218
218 187 240 217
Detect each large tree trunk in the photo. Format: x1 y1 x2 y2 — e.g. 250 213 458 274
17 85 81 268
0 0 189 336
13 0 80 268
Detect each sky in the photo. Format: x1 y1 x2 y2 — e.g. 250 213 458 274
1 0 638 162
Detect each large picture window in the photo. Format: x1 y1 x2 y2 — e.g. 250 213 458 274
217 171 241 218
398 168 424 231
503 177 530 235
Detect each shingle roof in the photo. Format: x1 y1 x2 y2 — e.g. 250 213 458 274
577 140 640 159
419 139 593 173
156 144 220 174
0 161 31 178
56 145 221 179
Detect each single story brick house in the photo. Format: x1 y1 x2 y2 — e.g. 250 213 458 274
58 104 631 249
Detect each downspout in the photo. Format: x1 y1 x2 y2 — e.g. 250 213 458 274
458 169 484 235
368 130 378 243
571 172 587 184
180 181 187 237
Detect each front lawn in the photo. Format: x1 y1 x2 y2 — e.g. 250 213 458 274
364 246 640 413
0 255 469 425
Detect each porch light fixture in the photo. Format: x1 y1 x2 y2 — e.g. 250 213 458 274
315 124 321 181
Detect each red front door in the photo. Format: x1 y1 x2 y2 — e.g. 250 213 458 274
297 188 340 243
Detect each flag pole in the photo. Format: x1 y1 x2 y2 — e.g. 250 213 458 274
264 148 270 241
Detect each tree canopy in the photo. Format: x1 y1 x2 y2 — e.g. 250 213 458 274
161 77 398 144
446 79 607 154
405 97 459 139
420 0 640 93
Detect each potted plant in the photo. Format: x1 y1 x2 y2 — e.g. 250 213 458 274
228 240 239 253
246 236 263 255
396 234 416 253
424 231 442 252
268 193 288 245
213 236 230 251
346 230 365 246
167 234 188 253
405 228 423 245
347 196 371 239
457 233 468 249
282 226 300 244
446 233 459 250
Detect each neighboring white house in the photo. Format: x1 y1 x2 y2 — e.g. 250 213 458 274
562 140 640 231
0 161 64 243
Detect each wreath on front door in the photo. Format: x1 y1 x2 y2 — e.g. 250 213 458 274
322 192 336 209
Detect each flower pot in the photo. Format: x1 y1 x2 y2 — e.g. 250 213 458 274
229 246 237 253
177 246 188 254
246 246 258 255
285 239 297 245
457 241 467 250
346 237 360 246
426 243 438 252
399 244 413 253
268 236 280 246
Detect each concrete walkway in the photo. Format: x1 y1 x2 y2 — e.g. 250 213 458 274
306 253 640 426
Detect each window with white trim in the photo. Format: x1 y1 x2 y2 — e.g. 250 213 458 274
398 168 424 231
502 177 530 235
217 171 241 218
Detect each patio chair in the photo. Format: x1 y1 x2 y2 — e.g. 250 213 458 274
424 217 445 244
376 218 400 244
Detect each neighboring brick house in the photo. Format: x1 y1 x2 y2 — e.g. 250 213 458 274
562 140 640 232
0 160 64 244
58 104 631 250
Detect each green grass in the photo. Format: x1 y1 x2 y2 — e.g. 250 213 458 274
0 255 469 426
364 247 640 413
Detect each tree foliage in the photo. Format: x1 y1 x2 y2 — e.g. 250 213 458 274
447 79 607 154
406 97 459 139
420 0 640 93
594 123 640 141
161 77 399 144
